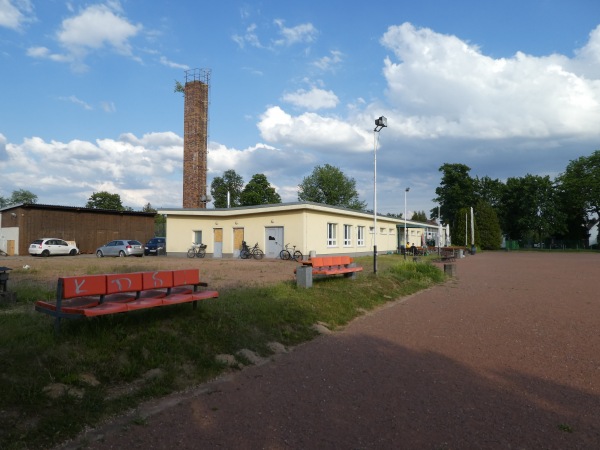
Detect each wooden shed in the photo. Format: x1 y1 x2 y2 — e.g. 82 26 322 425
0 204 156 256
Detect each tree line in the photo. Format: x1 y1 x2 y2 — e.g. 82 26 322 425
432 150 600 250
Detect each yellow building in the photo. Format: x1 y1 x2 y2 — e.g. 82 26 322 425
159 202 440 258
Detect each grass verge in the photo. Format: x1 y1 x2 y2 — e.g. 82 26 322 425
0 255 446 449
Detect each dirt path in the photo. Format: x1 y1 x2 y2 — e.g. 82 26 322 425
60 252 600 449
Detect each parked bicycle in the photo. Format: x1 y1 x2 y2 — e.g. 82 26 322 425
240 241 264 260
187 243 207 258
279 243 303 262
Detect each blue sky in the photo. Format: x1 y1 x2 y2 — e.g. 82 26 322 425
1 0 599 218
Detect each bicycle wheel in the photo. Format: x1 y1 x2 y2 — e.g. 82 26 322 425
293 250 303 262
187 248 196 258
197 248 206 258
252 249 264 260
280 249 291 260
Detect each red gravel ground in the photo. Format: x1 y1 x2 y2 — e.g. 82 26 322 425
62 252 600 449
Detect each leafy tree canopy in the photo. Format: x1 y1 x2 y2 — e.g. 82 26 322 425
410 210 428 222
86 191 125 210
475 200 502 250
142 203 157 213
211 170 244 208
240 174 281 206
298 164 367 211
0 189 38 207
432 163 475 232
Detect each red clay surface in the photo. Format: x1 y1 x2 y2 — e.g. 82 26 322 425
63 252 600 449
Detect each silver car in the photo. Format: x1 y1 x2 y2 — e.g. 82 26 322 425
95 240 144 258
29 238 79 257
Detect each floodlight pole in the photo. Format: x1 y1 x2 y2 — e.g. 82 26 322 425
404 187 410 260
373 116 387 274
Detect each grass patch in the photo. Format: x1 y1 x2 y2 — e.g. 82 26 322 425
0 256 445 449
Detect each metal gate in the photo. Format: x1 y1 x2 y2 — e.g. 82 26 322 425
265 227 283 258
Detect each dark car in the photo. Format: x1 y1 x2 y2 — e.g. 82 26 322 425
144 237 166 256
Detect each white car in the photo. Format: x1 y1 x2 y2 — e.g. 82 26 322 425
29 238 79 257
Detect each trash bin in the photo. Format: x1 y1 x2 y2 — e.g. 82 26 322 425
458 249 464 258
471 245 476 255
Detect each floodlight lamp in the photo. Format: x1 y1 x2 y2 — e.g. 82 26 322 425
374 116 387 131
405 187 410 192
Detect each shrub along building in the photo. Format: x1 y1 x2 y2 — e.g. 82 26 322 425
159 202 445 258
0 203 156 256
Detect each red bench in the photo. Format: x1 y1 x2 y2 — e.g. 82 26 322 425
301 256 363 278
35 269 218 333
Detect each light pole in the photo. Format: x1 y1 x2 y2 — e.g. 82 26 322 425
404 187 410 260
373 116 387 274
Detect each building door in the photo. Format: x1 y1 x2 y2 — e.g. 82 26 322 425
7 240 15 256
213 228 223 258
265 227 284 259
233 228 244 258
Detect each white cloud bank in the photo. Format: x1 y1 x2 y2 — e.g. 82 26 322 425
4 22 600 215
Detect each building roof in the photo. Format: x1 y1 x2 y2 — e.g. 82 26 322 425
0 203 156 217
159 201 436 230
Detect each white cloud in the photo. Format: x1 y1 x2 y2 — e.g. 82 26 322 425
101 101 116 113
58 95 93 110
379 22 600 139
232 23 263 49
1 132 184 208
273 19 317 46
159 55 189 70
0 0 33 30
57 3 141 56
27 2 142 70
312 50 343 71
282 87 339 110
257 106 371 152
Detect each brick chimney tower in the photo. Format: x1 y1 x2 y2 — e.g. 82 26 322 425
183 68 211 208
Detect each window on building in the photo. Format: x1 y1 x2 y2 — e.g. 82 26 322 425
327 223 337 246
357 226 365 246
344 225 352 246
193 230 203 244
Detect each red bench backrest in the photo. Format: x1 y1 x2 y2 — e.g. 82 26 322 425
106 272 143 294
310 257 325 267
173 269 200 286
60 275 107 299
142 271 174 290
339 256 352 265
310 256 354 267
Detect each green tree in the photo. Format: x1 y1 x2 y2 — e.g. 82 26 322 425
1 189 38 206
452 207 473 247
557 150 600 244
501 175 565 242
86 191 125 210
474 175 504 208
411 210 428 222
432 163 475 235
211 170 244 208
475 199 502 250
240 174 281 206
298 164 367 210
142 202 156 213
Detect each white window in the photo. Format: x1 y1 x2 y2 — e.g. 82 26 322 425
193 230 203 244
344 225 352 246
357 226 365 246
327 223 337 246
